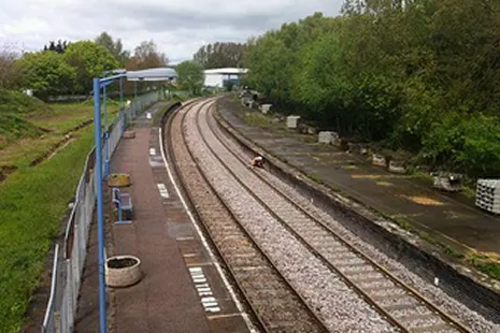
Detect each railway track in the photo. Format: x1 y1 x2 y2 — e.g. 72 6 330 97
167 99 329 333
189 101 477 333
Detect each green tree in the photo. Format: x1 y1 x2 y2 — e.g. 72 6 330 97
175 61 205 95
95 32 130 64
127 40 168 70
63 41 120 94
243 2 500 177
0 44 22 89
193 42 246 69
15 51 76 100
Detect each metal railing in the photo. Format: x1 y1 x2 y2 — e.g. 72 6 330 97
41 91 162 333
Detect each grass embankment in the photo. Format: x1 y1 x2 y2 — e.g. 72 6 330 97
0 125 95 333
0 90 121 332
1 98 118 172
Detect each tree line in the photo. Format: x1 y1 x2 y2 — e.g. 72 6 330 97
0 35 249 101
243 1 500 178
0 32 169 99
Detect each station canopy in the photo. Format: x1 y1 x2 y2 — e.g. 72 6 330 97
126 67 177 81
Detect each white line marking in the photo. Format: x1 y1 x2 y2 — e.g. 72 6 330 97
186 262 213 267
159 126 257 332
157 183 169 198
207 313 242 320
149 148 156 156
176 236 195 241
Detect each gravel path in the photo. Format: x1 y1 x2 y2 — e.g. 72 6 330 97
183 103 398 333
206 105 500 333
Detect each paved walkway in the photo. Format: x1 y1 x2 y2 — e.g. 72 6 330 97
75 102 249 333
218 97 500 256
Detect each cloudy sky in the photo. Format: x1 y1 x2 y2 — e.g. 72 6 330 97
0 0 343 63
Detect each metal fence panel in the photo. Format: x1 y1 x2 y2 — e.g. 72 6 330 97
41 92 162 333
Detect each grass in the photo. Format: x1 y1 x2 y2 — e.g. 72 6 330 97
152 99 183 127
307 173 326 186
0 102 119 172
242 112 273 128
444 246 466 259
461 185 476 199
0 114 43 150
0 125 95 333
411 170 434 185
391 214 414 232
32 101 119 133
468 253 500 280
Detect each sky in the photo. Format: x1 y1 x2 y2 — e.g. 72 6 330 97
0 0 343 64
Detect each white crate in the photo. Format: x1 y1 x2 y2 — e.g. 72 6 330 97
475 179 500 213
286 116 301 129
318 131 334 144
260 104 272 114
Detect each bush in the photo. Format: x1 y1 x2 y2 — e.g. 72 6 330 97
0 88 51 114
422 112 500 177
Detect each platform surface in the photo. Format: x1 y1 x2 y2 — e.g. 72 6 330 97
218 97 500 256
74 102 250 333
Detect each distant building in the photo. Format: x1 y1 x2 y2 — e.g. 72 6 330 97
204 68 248 88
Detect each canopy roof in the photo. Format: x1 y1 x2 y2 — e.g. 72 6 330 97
204 67 248 75
126 67 177 81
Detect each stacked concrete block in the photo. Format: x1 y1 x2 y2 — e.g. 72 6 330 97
476 179 500 214
286 116 301 129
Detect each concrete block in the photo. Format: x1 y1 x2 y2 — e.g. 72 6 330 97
123 131 136 139
318 131 334 144
286 116 301 129
328 132 340 147
388 160 407 174
433 172 462 192
260 104 272 114
372 153 387 168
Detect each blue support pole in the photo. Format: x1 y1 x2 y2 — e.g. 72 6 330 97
119 77 125 135
119 77 124 110
134 81 138 117
104 86 110 180
93 78 108 333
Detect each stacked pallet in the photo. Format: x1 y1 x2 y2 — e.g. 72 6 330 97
476 179 500 214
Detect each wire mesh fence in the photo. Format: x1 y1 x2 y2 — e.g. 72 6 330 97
41 91 162 333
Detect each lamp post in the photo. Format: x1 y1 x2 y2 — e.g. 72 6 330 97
93 78 108 333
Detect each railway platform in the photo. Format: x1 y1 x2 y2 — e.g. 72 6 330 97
74 101 251 333
217 97 500 260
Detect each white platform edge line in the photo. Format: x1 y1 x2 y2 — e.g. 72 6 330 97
159 122 258 333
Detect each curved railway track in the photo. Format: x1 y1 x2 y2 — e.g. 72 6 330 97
190 100 477 333
167 99 329 333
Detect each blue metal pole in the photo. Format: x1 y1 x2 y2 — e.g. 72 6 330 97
104 86 110 180
93 78 108 333
119 77 124 110
119 77 125 135
134 81 138 117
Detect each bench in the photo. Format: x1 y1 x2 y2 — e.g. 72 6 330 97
112 187 134 223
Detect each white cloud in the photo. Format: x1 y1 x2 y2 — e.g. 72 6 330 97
0 0 343 61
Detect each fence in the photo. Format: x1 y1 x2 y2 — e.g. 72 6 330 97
41 91 162 333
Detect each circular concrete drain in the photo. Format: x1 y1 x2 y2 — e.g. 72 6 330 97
106 255 142 288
